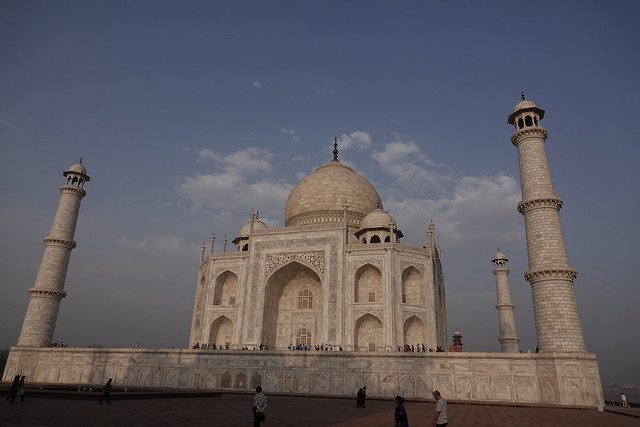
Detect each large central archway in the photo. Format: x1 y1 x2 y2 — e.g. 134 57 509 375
262 262 323 349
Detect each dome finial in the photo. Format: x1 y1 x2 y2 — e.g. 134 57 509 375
521 91 525 101
332 137 339 161
79 156 83 164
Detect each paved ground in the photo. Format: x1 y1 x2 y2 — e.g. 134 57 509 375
2 392 639 426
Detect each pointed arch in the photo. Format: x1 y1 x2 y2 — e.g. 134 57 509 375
192 318 202 343
235 372 247 389
354 313 383 351
251 372 262 389
209 316 233 348
402 266 425 305
403 315 427 346
262 261 322 350
370 235 381 243
354 264 383 303
213 271 238 306
221 372 231 388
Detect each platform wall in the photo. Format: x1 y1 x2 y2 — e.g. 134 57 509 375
3 347 603 408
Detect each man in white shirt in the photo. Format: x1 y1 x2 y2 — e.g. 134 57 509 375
253 386 267 427
432 390 448 427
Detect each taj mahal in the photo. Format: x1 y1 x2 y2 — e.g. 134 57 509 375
3 97 605 408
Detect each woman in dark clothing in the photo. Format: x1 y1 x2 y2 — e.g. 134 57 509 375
394 395 409 427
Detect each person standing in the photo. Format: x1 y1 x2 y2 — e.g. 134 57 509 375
621 393 629 408
393 395 409 427
356 387 364 408
99 378 113 404
432 390 447 427
16 376 25 402
252 386 267 427
361 386 367 408
6 375 20 402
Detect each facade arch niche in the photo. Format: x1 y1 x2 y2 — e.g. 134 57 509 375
354 313 383 351
401 266 425 305
403 315 427 347
209 316 233 348
235 372 247 389
213 271 238 306
192 318 202 344
261 261 322 350
221 372 231 388
196 276 206 309
251 372 262 389
354 264 383 303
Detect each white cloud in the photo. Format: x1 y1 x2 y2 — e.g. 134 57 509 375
385 174 523 253
372 136 445 191
252 81 261 88
280 128 301 142
314 83 334 97
196 147 273 175
337 131 372 151
178 147 291 223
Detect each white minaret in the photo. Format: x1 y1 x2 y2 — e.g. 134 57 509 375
16 160 90 347
492 250 520 353
508 95 585 352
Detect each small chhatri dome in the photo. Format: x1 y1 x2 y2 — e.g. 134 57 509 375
493 250 508 263
360 209 396 230
63 158 90 179
238 219 268 237
284 142 382 227
508 94 545 124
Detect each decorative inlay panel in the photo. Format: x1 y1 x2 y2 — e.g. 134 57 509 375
353 309 383 322
402 311 426 323
265 251 324 276
400 261 425 274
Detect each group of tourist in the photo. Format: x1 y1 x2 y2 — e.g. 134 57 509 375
248 385 448 427
191 343 229 350
392 390 448 427
50 341 67 348
393 390 449 427
5 375 26 402
398 344 445 353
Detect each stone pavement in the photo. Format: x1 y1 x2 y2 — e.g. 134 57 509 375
2 392 639 426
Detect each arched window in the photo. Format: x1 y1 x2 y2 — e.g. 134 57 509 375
518 118 524 129
525 115 533 127
298 289 313 309
242 244 249 251
296 328 312 346
370 235 381 243
362 237 367 244
384 235 391 242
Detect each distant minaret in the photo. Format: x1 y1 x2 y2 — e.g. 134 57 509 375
16 160 90 347
508 96 585 352
492 250 520 353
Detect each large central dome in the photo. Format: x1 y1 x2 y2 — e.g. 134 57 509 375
284 160 383 227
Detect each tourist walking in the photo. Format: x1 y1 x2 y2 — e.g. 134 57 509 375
6 375 20 402
99 378 113 404
432 390 448 427
252 386 267 427
393 395 409 427
621 392 628 408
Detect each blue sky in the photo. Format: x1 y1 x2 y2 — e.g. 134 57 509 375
1 1 638 387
